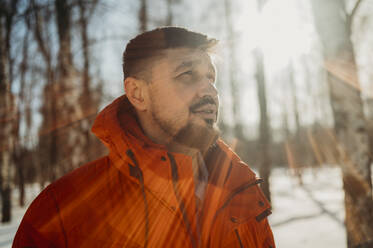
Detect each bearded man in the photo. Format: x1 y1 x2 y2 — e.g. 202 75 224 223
13 27 275 248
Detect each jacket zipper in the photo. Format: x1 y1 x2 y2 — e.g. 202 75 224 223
234 229 244 248
126 149 149 248
212 179 263 223
207 179 262 247
167 152 197 248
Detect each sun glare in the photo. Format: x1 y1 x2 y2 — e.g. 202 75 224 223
247 0 313 71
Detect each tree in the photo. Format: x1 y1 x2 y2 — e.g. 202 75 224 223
139 0 147 32
54 0 101 175
0 0 19 222
287 62 301 134
311 0 373 246
224 0 243 138
286 62 303 185
77 0 102 162
166 0 173 26
255 47 272 202
15 28 30 207
255 0 272 203
28 0 57 186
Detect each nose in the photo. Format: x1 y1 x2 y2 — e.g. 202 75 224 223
197 80 218 100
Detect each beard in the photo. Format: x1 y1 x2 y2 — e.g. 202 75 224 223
172 121 219 155
150 100 219 154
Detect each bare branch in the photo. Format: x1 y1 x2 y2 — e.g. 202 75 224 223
350 0 363 20
347 0 364 29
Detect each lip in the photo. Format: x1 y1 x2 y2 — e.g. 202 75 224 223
192 112 216 120
191 104 217 120
191 104 216 113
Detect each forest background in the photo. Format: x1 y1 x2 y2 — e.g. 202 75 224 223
1 0 373 247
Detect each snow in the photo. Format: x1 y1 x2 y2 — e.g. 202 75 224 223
270 167 346 248
0 167 346 248
0 184 41 248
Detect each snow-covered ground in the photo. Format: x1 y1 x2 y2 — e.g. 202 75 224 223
0 167 346 248
0 184 41 248
270 167 346 248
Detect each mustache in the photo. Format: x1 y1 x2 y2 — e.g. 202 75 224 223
189 96 217 112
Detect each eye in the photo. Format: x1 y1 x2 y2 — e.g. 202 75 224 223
180 70 193 77
176 70 195 81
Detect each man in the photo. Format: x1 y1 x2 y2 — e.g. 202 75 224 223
13 27 275 248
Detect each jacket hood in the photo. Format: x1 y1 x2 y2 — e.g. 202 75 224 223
92 94 165 151
92 94 258 188
91 95 270 229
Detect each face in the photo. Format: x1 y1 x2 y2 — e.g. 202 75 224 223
146 47 219 142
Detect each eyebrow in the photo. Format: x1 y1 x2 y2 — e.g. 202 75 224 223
174 59 201 73
174 59 216 77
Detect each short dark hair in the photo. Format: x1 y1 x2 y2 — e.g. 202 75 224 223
122 27 218 80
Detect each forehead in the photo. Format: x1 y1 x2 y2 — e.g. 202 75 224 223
153 47 215 73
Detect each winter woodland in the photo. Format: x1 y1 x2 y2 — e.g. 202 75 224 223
1 0 373 247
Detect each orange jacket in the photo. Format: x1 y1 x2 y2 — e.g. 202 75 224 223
13 95 275 248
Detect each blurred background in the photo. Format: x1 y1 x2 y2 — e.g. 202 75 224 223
1 0 373 247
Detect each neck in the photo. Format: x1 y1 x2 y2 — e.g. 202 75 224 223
171 124 219 157
136 110 173 146
136 110 219 155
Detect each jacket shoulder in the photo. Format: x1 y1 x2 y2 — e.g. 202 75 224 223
57 156 110 182
13 156 112 247
214 140 272 220
13 181 66 246
212 140 257 188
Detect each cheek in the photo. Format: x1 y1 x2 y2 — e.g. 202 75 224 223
153 83 195 119
170 90 194 112
157 95 189 121
172 103 190 123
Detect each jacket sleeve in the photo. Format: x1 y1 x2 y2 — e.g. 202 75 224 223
236 215 276 248
12 186 67 248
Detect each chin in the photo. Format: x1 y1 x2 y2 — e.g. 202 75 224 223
173 120 219 152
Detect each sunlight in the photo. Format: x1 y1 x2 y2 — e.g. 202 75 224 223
247 0 313 70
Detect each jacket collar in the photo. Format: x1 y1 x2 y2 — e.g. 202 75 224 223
91 95 268 215
91 95 194 207
92 94 165 150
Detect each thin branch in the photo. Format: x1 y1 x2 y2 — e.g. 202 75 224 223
350 0 363 21
347 0 363 30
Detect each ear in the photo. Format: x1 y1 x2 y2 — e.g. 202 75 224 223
124 77 148 111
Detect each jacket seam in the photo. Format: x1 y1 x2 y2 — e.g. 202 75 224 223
49 187 68 248
214 179 263 219
167 152 197 248
207 179 263 246
234 229 244 248
223 162 233 185
108 155 177 214
126 149 149 248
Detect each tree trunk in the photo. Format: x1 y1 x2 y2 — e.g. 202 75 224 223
29 0 57 186
139 0 147 32
77 0 101 162
55 0 85 175
287 63 301 134
78 0 92 157
166 0 173 26
287 62 303 185
255 48 272 203
15 26 29 207
224 0 243 138
0 11 14 223
311 0 373 246
55 0 73 77
253 0 272 203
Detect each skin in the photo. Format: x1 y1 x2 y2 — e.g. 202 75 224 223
125 47 219 147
